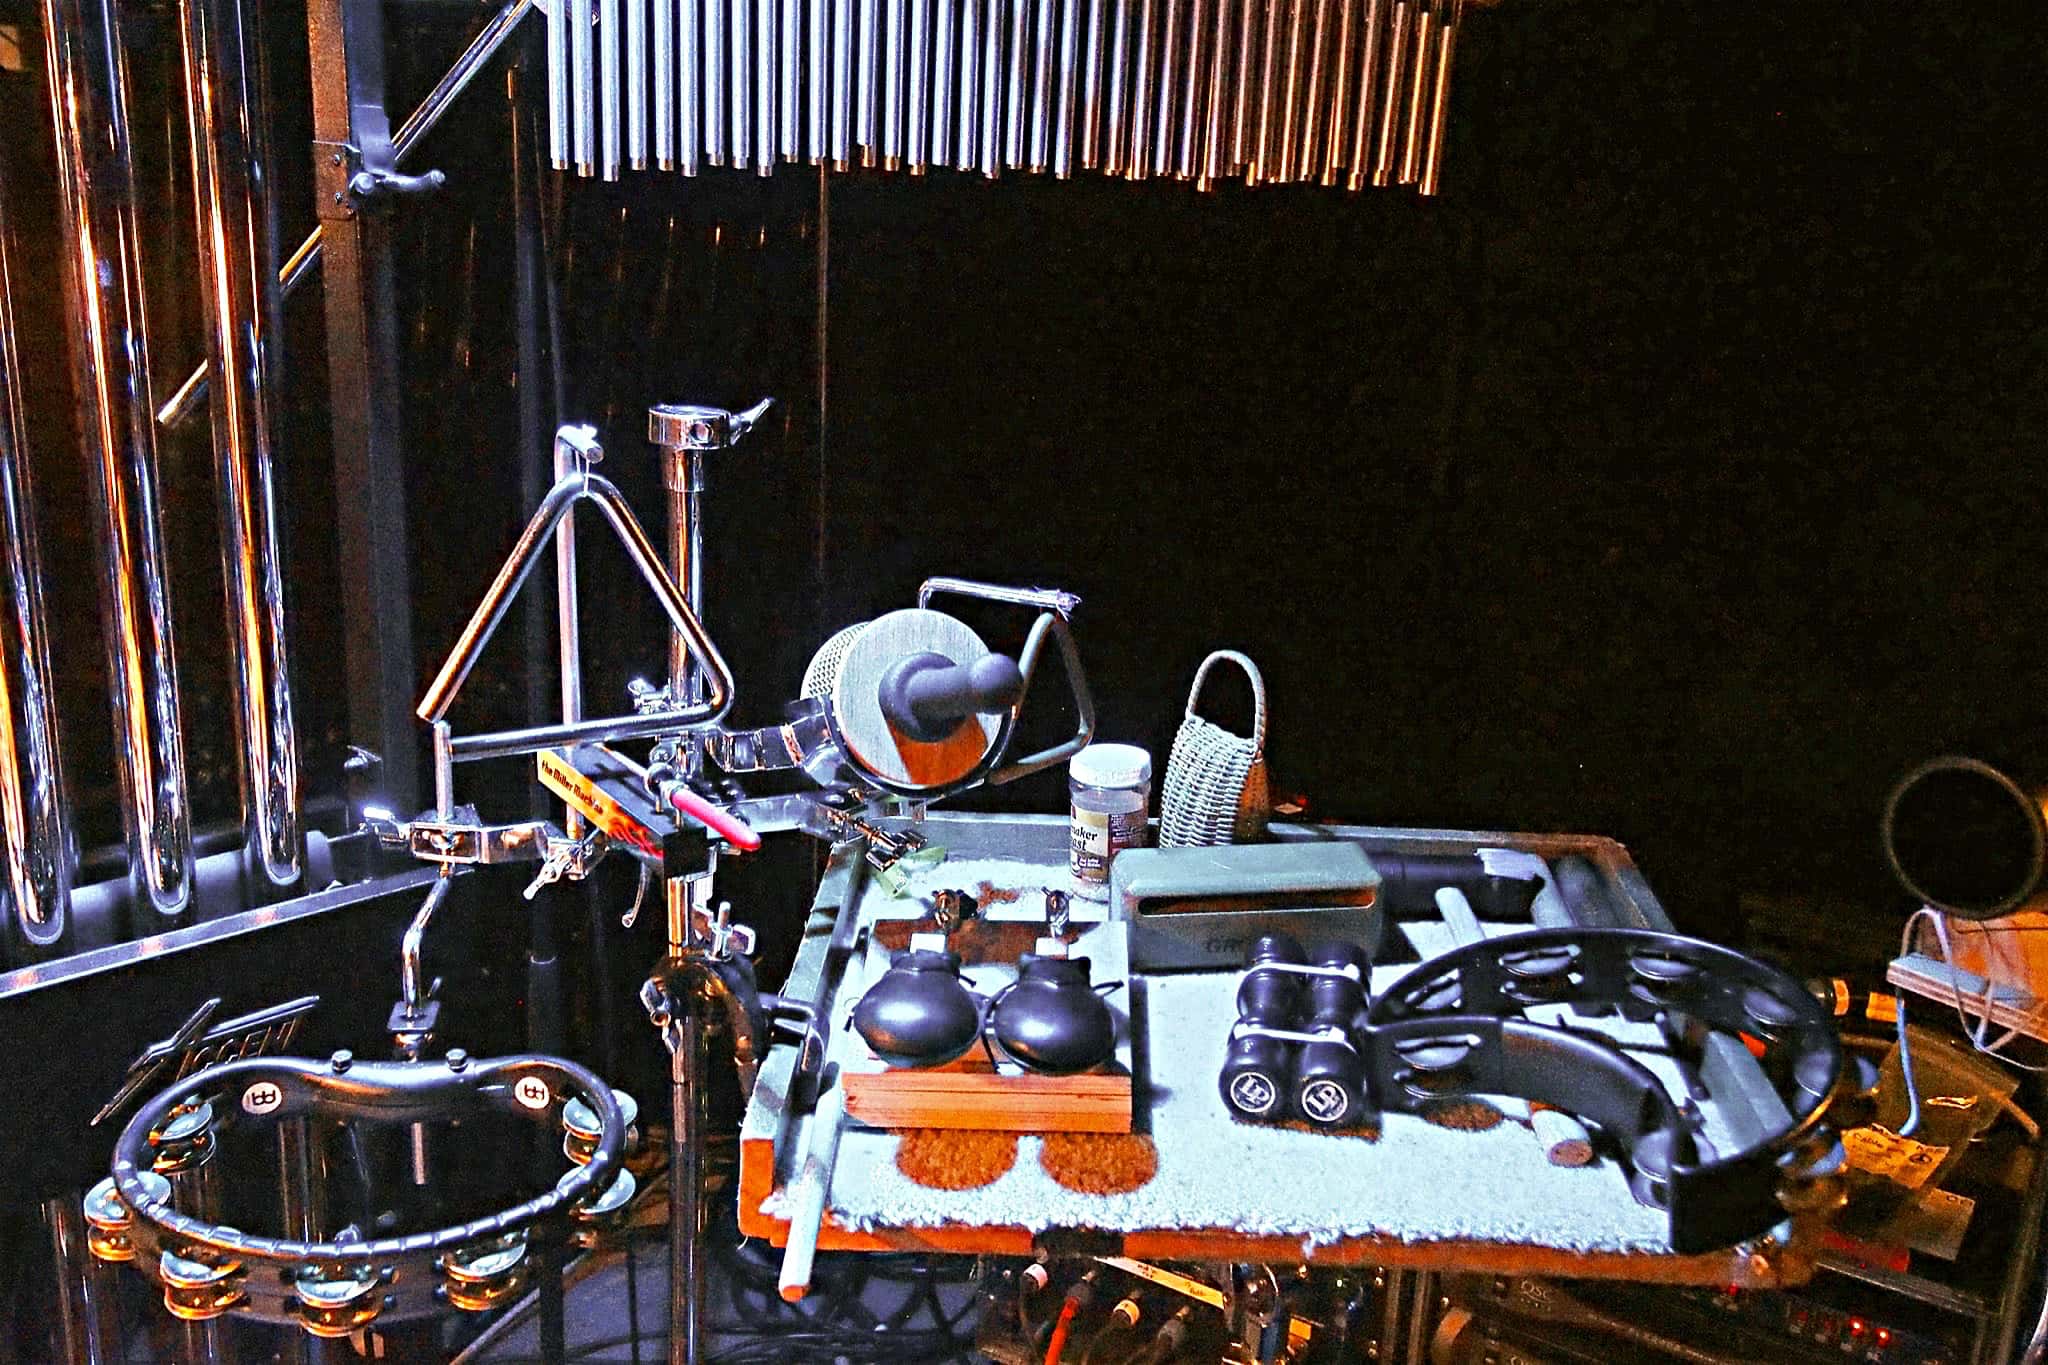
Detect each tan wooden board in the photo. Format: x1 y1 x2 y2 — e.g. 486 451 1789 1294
841 1068 1133 1132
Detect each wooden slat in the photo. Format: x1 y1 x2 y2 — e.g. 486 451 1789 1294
842 1068 1133 1131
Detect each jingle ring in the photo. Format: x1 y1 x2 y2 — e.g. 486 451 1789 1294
104 1051 628 1330
1369 927 1843 1254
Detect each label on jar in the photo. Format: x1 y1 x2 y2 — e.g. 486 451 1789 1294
1071 805 1147 891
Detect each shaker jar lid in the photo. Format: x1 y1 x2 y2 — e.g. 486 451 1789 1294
1070 743 1153 789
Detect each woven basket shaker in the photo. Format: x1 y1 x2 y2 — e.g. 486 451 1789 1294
1160 650 1271 847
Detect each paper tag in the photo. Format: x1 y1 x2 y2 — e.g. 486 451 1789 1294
1843 1126 1950 1190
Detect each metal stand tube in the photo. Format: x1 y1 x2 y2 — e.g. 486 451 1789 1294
662 871 716 1365
667 450 707 776
309 0 421 810
42 1196 110 1365
167 1149 235 1365
42 0 196 929
179 0 305 894
276 1119 325 1365
0 158 75 965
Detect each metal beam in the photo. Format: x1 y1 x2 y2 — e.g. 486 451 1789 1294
308 0 420 811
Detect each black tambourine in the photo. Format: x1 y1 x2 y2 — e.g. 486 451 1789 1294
96 1051 630 1332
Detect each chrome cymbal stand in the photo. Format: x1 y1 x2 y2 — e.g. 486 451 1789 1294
639 399 770 1365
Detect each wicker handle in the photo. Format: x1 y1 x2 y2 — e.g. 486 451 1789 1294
1185 650 1267 755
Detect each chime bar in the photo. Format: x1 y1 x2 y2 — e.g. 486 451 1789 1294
547 0 1464 194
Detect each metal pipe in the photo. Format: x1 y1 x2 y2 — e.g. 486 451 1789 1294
657 0 676 166
708 0 728 162
627 0 648 165
1126 0 1154 178
179 0 305 893
833 0 855 166
1319 0 1352 182
1397 0 1431 183
857 0 878 164
1103 0 1130 173
732 0 753 166
573 0 597 172
1230 0 1256 168
1052 0 1079 175
601 0 621 176
1299 0 1331 176
1278 0 1306 179
1251 0 1279 181
1200 0 1230 183
450 708 733 762
1004 0 1029 167
758 0 778 172
908 0 931 171
399 869 453 1025
163 0 535 427
43 0 195 927
1370 0 1408 186
418 471 735 729
916 577 1081 613
1418 0 1456 195
1343 0 1382 189
42 1195 105 1365
933 0 955 164
552 429 593 741
883 0 907 169
1079 0 1106 166
956 0 980 168
166 1144 234 1365
671 987 709 1364
549 0 569 164
682 0 703 171
782 0 802 158
1030 0 1056 170
810 0 829 160
665 451 705 736
979 0 1003 175
277 1116 324 1242
0 163 75 963
433 720 454 818
1177 0 1207 177
1151 0 1180 175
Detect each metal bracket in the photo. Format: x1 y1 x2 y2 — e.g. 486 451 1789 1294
311 137 445 221
397 810 552 866
909 578 1098 789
